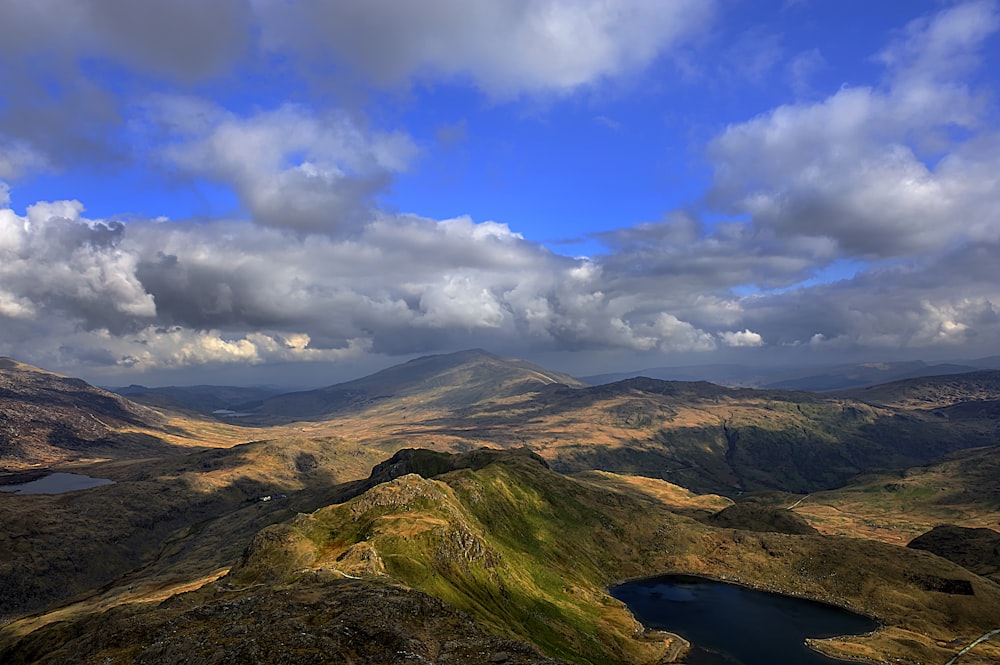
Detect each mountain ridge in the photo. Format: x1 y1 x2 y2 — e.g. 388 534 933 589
0 358 172 468
583 359 993 391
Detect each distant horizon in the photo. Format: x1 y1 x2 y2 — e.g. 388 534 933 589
70 348 1000 392
3 1 1000 385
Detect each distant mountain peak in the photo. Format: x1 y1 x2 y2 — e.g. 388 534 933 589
251 349 585 421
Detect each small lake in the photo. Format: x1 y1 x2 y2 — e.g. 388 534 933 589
0 472 115 494
611 575 878 665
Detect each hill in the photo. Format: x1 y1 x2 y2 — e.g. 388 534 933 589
837 369 1000 409
908 525 1000 583
4 448 998 665
249 349 586 422
0 358 174 468
3 352 1000 664
583 360 984 391
327 371 1000 495
788 443 1000 547
762 361 980 391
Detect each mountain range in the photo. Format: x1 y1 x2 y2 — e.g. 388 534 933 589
1 350 999 664
582 356 1000 391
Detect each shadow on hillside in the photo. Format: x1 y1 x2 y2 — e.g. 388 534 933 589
0 440 356 622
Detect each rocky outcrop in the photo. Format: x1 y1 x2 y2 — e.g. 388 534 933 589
0 578 570 665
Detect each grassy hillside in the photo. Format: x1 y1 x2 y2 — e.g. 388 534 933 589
325 373 1000 495
790 444 1000 547
4 448 1000 664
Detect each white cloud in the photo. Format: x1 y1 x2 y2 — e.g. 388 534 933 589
3 2 1000 380
0 194 739 372
718 329 764 348
112 328 373 371
143 99 417 234
707 1 1000 259
254 0 715 97
0 198 156 332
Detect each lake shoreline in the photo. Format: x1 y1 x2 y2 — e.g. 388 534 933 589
609 572 883 665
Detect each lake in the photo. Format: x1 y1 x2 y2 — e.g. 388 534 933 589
611 575 878 665
0 472 115 494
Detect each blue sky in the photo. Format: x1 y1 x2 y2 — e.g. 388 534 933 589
1 0 999 386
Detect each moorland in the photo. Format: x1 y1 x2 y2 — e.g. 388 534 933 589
0 350 998 664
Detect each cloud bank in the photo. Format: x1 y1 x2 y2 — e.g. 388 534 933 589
1 1 999 382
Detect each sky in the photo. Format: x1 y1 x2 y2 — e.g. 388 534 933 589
1 0 1000 387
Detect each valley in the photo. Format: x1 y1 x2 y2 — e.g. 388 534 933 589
1 350 999 664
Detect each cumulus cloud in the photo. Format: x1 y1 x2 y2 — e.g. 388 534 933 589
707 0 1000 259
719 329 764 348
0 194 733 373
139 98 417 233
0 198 155 333
2 2 1000 381
0 0 714 183
255 0 715 97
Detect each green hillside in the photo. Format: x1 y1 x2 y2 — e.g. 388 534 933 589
11 449 996 665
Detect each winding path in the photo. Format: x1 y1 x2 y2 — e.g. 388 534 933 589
943 628 1000 665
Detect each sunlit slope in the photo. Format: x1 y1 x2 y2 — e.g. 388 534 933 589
0 432 389 621
4 448 999 664
317 370 1000 495
791 444 1000 547
228 449 1000 665
250 349 586 422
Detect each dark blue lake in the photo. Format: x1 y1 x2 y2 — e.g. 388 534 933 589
611 575 878 665
0 472 114 494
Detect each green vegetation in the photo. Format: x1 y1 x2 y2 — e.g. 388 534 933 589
4 355 1000 664
224 449 1000 665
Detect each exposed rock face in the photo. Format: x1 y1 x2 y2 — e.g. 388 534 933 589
0 578 570 665
908 525 1000 582
335 542 386 577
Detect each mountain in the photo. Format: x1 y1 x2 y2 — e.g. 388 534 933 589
583 360 985 391
763 361 982 391
250 349 586 422
836 369 1000 409
5 448 998 665
582 363 763 387
3 353 1000 664
335 371 1000 495
0 357 171 468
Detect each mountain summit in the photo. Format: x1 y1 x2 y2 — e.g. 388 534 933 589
252 349 586 421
